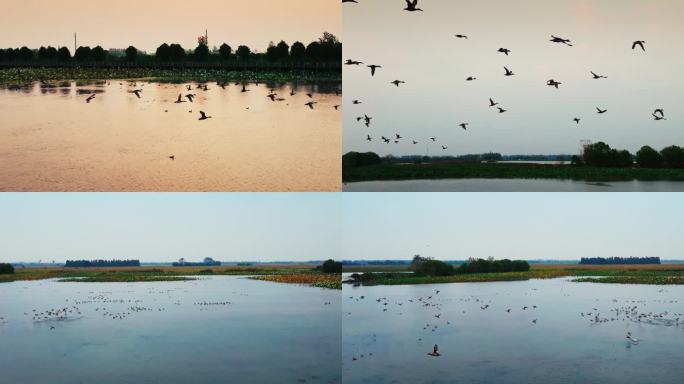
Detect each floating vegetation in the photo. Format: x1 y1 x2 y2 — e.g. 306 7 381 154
251 274 342 289
573 276 684 285
0 68 341 85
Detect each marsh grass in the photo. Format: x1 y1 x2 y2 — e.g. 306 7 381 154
0 68 341 85
347 264 684 286
343 163 684 183
250 274 342 290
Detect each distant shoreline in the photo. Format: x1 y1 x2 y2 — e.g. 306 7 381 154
343 163 684 183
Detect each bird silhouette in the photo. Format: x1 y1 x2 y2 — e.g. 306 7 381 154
546 79 562 89
404 0 423 12
305 101 317 110
368 65 382 76
498 48 511 55
174 94 186 103
391 80 406 87
169 155 175 160
596 107 607 114
241 84 250 93
466 76 477 81
504 66 515 76
632 40 646 51
352 100 362 105
550 35 573 46
590 71 608 79
86 94 96 103
199 111 212 120
459 123 469 130
497 107 507 113
345 59 363 65
185 94 195 103
573 118 581 124
129 89 142 98
455 34 468 39
489 98 499 107
366 134 372 142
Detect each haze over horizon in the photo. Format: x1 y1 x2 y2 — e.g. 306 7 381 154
343 0 684 156
342 193 684 261
0 0 340 53
0 193 340 263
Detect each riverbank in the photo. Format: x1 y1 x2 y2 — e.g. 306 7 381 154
344 264 684 285
343 163 684 183
0 67 342 84
0 265 339 288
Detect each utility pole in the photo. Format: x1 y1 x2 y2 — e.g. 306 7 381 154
74 32 77 53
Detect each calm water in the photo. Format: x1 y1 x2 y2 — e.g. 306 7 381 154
0 81 341 192
343 278 684 384
0 276 341 384
343 179 684 192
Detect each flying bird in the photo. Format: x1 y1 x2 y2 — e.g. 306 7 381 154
344 59 363 65
573 118 581 124
459 123 469 130
546 79 562 89
550 35 573 46
632 40 646 51
129 89 142 98
85 94 96 103
504 66 515 76
498 48 511 55
305 101 317 110
497 107 507 113
596 107 607 114
199 111 212 120
367 65 382 76
455 34 468 39
489 98 499 107
590 71 607 79
391 80 406 87
404 0 423 12
174 94 186 103
466 76 477 81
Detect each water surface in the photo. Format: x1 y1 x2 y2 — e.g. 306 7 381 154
343 179 684 192
0 81 341 191
343 278 684 384
0 276 340 383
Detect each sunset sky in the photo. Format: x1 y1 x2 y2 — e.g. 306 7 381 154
0 0 340 52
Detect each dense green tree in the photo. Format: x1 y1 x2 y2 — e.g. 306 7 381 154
636 145 664 168
57 47 71 61
218 43 232 60
0 263 14 274
194 43 210 61
410 255 455 276
155 43 170 61
236 45 251 60
265 42 278 62
169 44 185 61
18 46 34 61
342 152 382 168
290 41 305 60
125 46 138 62
582 142 632 167
320 259 342 273
91 46 107 61
305 41 321 60
74 46 91 62
661 145 684 168
276 40 289 59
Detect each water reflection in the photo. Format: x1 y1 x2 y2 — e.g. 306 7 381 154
0 80 341 191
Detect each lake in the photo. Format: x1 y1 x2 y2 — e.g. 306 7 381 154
0 276 341 384
343 179 684 192
0 81 341 192
343 278 684 384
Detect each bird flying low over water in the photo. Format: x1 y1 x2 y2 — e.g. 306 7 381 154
198 111 212 120
129 89 142 98
85 94 96 103
185 94 195 103
550 35 573 46
391 80 406 87
632 40 646 51
404 0 423 12
498 48 511 55
345 59 363 65
591 71 607 79
367 65 382 76
305 101 317 110
596 107 607 114
504 66 515 76
174 94 186 103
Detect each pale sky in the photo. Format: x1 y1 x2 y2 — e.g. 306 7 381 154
342 193 684 261
0 193 340 263
0 0 340 52
343 0 684 156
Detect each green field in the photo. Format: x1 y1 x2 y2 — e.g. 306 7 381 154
0 67 341 84
343 163 684 183
0 264 339 288
345 264 684 285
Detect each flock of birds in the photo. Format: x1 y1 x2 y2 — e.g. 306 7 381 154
75 79 341 162
344 287 684 363
343 0 668 154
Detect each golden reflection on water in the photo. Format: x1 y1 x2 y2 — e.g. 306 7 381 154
0 80 341 191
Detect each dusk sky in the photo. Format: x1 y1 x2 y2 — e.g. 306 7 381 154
342 193 684 261
343 0 684 156
0 0 340 52
0 193 340 263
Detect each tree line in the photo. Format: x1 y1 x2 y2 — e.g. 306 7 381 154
574 142 684 168
410 255 530 277
317 259 343 274
0 33 341 64
579 257 661 265
65 259 140 267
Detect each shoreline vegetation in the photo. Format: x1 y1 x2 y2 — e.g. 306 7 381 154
344 262 684 286
343 142 684 183
0 263 342 289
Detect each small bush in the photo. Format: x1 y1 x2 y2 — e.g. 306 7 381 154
0 263 15 274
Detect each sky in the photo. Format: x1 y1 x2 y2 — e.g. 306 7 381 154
342 193 684 261
0 0 340 52
343 0 684 156
0 193 340 263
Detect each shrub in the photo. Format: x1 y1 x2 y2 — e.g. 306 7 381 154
661 146 684 168
342 152 382 168
636 145 664 168
0 263 14 274
320 259 342 274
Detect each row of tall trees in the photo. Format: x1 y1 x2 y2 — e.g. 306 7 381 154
0 33 341 64
409 255 531 277
575 142 684 168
